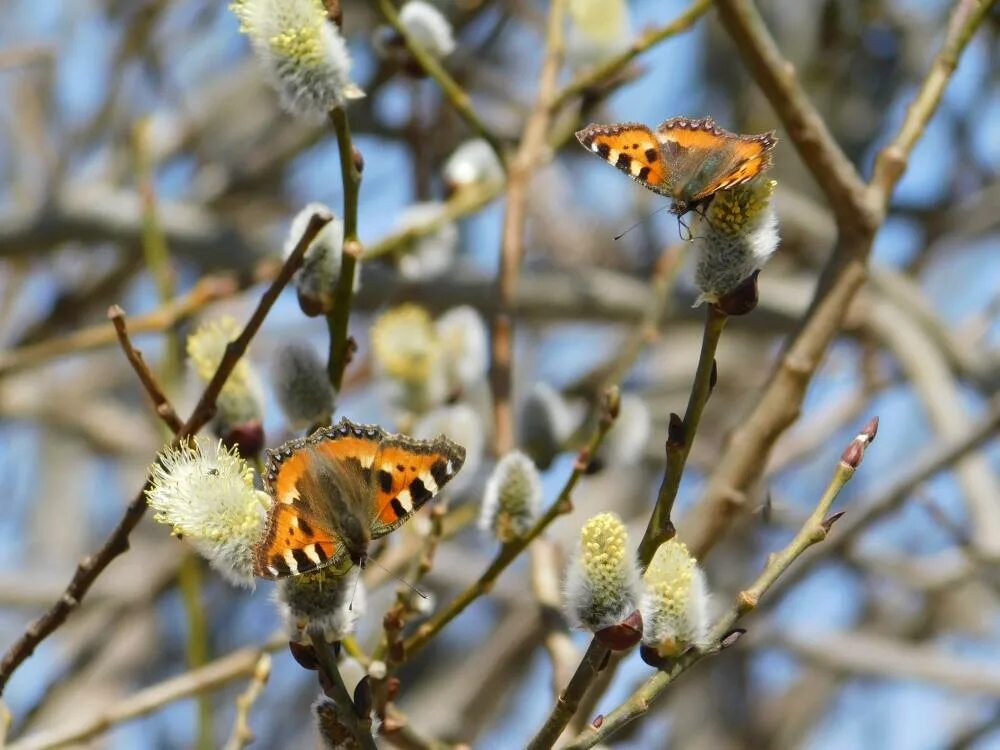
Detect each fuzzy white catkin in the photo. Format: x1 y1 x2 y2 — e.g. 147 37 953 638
641 538 710 656
479 451 543 542
285 204 359 309
694 178 779 304
276 567 365 643
519 382 579 470
230 0 362 119
394 202 459 281
186 318 265 431
436 306 488 393
443 139 505 188
399 1 456 59
271 340 335 429
146 438 266 588
565 513 641 632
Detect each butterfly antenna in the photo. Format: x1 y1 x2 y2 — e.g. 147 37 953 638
614 204 672 241
366 555 428 600
348 564 362 612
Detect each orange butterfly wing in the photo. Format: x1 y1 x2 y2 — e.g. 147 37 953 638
655 117 777 204
366 439 465 536
253 501 345 579
576 123 674 197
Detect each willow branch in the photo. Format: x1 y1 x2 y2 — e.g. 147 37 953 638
404 393 618 658
490 0 567 455
551 0 712 111
564 420 879 749
713 0 873 229
869 0 997 207
325 107 363 391
0 275 240 377
8 637 285 750
0 212 331 697
222 653 273 750
637 304 727 566
374 0 506 166
108 305 183 433
310 634 378 750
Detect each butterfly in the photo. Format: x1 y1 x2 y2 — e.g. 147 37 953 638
576 116 777 215
253 418 465 579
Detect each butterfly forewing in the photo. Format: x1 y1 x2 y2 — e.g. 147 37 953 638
369 436 466 537
655 117 777 205
575 123 674 197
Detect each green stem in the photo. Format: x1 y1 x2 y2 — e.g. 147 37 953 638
310 634 378 750
375 0 507 168
403 395 619 658
526 638 609 750
565 459 861 749
637 304 728 566
326 106 363 392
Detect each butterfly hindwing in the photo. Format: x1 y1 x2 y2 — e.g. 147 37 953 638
576 123 674 197
253 501 346 579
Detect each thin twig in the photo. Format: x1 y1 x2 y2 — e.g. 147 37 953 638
685 0 993 559
637 304 728 566
107 305 184 433
8 637 285 750
0 212 332 697
325 106 364 391
0 275 240 378
526 638 609 750
869 0 997 207
375 0 507 167
404 392 618 658
222 653 272 750
551 0 712 111
489 0 568 455
563 421 879 749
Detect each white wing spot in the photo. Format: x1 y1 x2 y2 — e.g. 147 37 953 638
284 549 299 574
304 544 322 565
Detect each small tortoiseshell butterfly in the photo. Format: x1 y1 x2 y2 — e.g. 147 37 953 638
253 418 465 579
576 116 777 215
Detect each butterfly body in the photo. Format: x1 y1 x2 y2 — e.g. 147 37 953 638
253 418 465 579
576 117 777 215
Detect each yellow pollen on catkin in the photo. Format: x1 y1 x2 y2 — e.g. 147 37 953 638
643 538 696 621
579 513 629 601
707 179 777 235
371 304 442 383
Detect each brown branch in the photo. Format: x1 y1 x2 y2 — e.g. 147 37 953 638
0 211 332 697
713 0 874 230
8 636 285 750
404 391 619 658
869 0 997 207
107 305 183 433
0 275 240 378
489 0 568 455
683 0 993 558
637 304 728 566
564 420 879 748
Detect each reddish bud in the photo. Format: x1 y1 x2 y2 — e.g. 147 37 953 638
352 146 365 175
639 644 671 669
386 676 402 701
595 609 643 651
720 628 747 650
592 715 604 729
861 416 879 443
221 420 265 458
820 510 846 533
667 413 685 448
714 270 759 316
288 640 318 670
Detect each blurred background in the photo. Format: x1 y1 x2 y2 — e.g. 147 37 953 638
0 0 998 748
